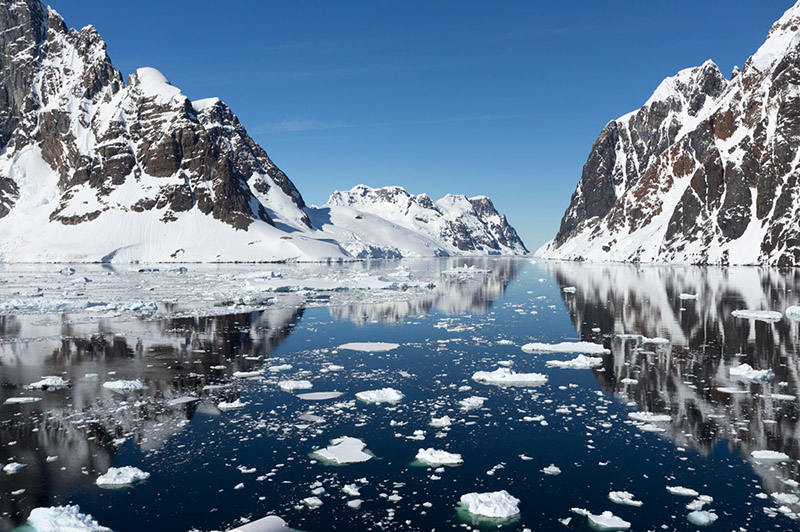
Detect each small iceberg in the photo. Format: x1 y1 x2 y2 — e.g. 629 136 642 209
472 368 548 386
687 510 718 526
96 466 150 487
27 505 112 532
731 309 782 322
628 411 671 423
312 436 373 464
458 490 520 519
609 491 642 507
729 363 774 382
521 341 609 354
416 448 463 466
338 342 399 352
355 388 404 403
546 354 603 369
102 380 146 393
751 450 790 462
27 376 70 390
278 380 313 392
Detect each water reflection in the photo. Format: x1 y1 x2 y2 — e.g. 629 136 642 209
546 262 800 494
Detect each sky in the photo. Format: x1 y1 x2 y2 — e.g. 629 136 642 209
48 0 795 251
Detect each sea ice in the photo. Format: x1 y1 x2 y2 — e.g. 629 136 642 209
586 511 631 530
416 448 463 465
731 309 783 322
521 341 609 354
542 464 561 475
218 398 248 410
296 392 343 400
312 436 373 464
608 491 642 507
679 293 699 300
228 515 291 532
667 486 699 497
687 510 718 526
95 466 150 486
338 342 400 352
459 396 487 409
355 388 404 403
27 505 111 532
729 363 774 382
4 397 42 404
472 368 548 386
459 490 520 519
751 450 790 462
546 354 603 369
786 306 800 320
279 380 313 392
430 415 452 427
268 364 292 372
102 379 146 392
27 376 70 389
233 371 262 378
3 462 25 473
628 411 671 423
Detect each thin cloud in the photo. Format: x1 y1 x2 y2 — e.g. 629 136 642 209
254 118 351 133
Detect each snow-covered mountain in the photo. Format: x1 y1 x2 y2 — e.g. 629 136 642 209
539 1 800 266
0 0 526 262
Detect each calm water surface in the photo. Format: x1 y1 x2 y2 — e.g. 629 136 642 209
0 259 799 531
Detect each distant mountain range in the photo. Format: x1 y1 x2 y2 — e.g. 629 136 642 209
539 1 800 266
0 0 527 262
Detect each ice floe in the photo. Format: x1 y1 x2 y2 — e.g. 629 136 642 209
472 368 548 386
545 354 603 369
751 450 791 462
416 448 463 466
608 491 642 507
787 306 800 320
542 464 561 475
459 396 487 410
296 392 343 400
521 341 609 354
102 379 146 392
731 309 783 322
667 486 699 497
27 376 70 389
729 363 774 382
338 342 400 352
430 415 452 427
218 398 248 410
571 508 631 530
312 436 373 464
26 505 111 532
95 466 150 486
458 490 520 519
355 388 404 403
3 462 25 473
233 370 262 378
687 510 718 526
4 397 42 404
278 380 313 392
228 515 291 532
628 411 671 423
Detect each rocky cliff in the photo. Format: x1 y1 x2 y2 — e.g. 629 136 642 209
539 1 800 266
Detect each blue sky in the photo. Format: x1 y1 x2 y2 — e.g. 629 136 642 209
49 1 794 250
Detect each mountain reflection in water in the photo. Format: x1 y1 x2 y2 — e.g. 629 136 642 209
546 262 800 495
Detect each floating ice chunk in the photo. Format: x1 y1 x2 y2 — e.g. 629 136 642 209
586 511 631 530
430 415 452 427
3 462 25 473
472 368 547 386
772 492 800 505
96 466 150 486
546 354 603 369
346 499 363 509
542 464 561 475
102 380 146 392
59 267 76 276
636 423 665 433
687 510 718 526
642 337 670 344
342 484 361 497
228 515 291 532
609 491 642 507
751 450 790 462
27 505 111 532
521 341 609 354
562 286 576 293
4 397 42 404
297 392 343 401
667 486 699 497
355 388 404 403
731 309 783 322
459 490 520 519
327 364 344 371
218 398 248 410
338 342 399 352
786 306 800 320
27 376 70 390
233 371 262 378
416 448 463 466
620 378 638 385
729 363 774 382
268 364 292 372
679 293 698 300
459 396 487 410
303 496 323 508
279 380 313 392
628 412 671 423
716 386 748 394
115 301 158 313
312 436 373 464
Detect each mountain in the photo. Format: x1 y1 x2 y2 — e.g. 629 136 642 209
538 1 800 266
0 0 526 262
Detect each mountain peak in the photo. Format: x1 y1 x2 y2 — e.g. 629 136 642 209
747 1 800 72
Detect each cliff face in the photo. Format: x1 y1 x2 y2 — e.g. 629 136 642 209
540 2 800 266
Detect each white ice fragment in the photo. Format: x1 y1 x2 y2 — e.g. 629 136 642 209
620 378 638 385
218 398 248 410
542 464 561 475
327 364 344 371
338 342 399 352
312 436 373 464
303 496 323 508
102 380 145 392
4 397 42 404
731 309 783 322
687 510 718 526
586 511 631 530
751 450 791 462
268 364 292 372
546 354 603 369
772 492 800 505
416 448 463 465
667 486 699 497
521 341 609 354
608 491 642 507
679 293 699 300
729 363 774 382
27 505 111 532
279 380 313 392
346 499 363 509
59 267 76 276
459 490 520 519
355 388 404 404
628 411 671 423
3 462 25 473
296 392 343 401
27 376 70 390
786 306 800 320
228 515 291 532
562 286 576 293
342 484 361 497
233 371 262 378
472 368 547 386
95 466 150 486
459 396 487 410
430 415 452 427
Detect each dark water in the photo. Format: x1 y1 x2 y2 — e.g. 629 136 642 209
1 259 799 531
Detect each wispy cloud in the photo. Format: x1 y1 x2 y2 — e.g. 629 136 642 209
253 118 351 133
